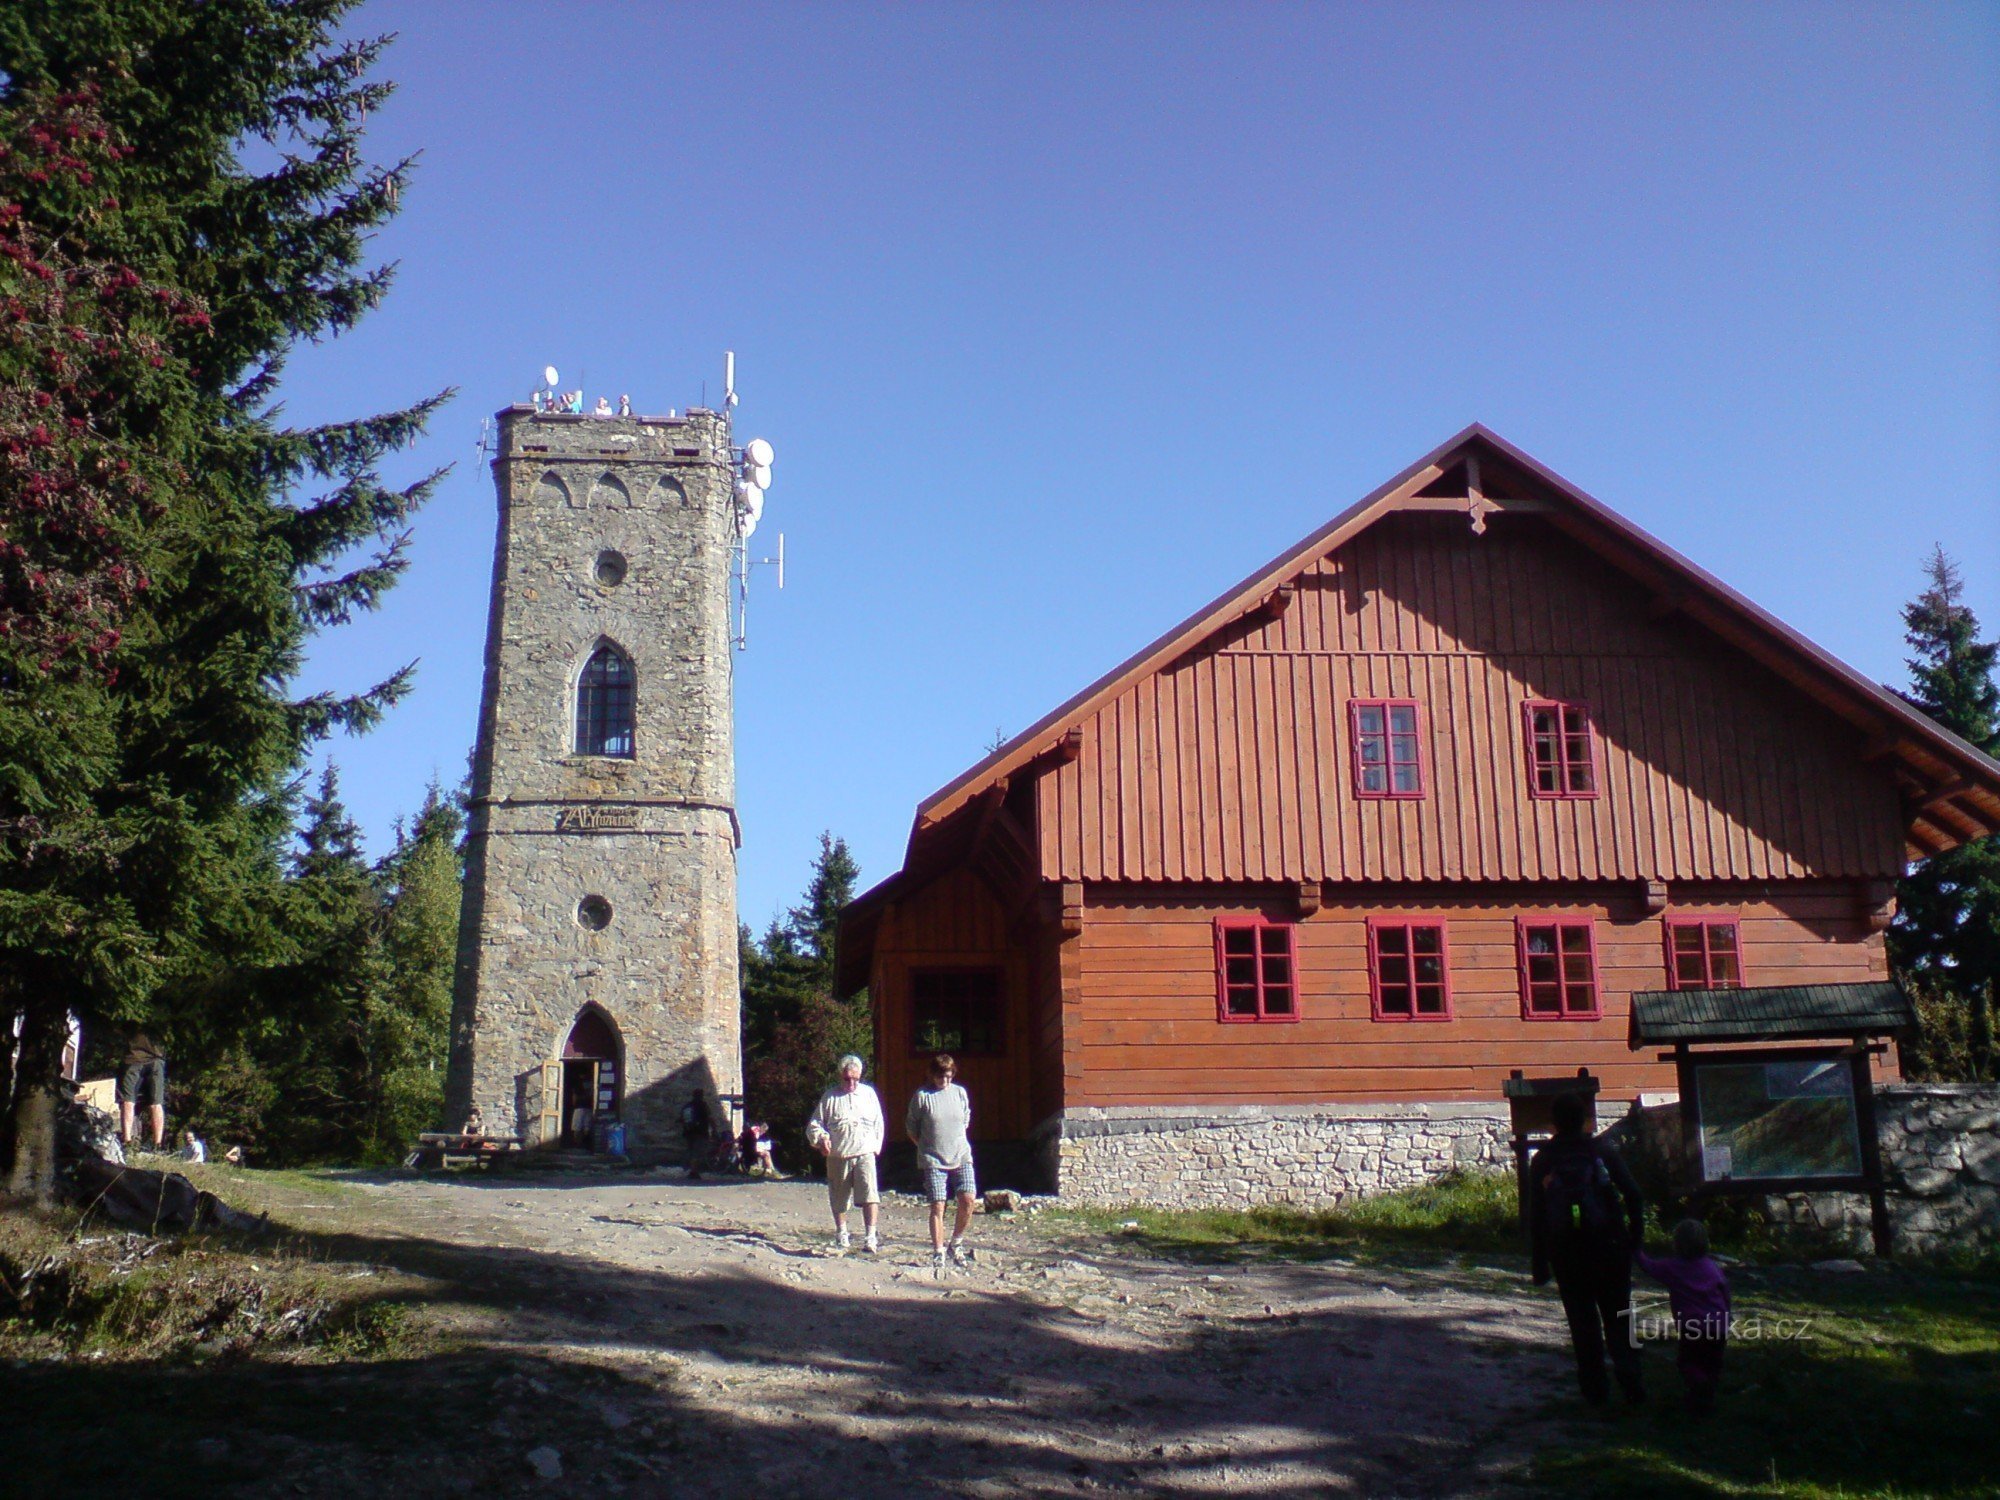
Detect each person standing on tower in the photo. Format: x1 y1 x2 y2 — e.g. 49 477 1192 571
805 1055 884 1253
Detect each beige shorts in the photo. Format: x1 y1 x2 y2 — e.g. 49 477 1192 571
827 1153 879 1215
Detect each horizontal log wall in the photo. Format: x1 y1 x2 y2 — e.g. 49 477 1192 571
1070 882 1889 1108
1038 514 1905 885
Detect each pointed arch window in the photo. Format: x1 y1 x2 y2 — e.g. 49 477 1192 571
575 644 635 758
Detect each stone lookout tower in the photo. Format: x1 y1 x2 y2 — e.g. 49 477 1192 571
445 403 741 1158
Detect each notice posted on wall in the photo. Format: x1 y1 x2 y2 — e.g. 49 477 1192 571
1693 1057 1862 1182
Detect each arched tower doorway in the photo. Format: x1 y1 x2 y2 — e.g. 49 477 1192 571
560 1007 622 1150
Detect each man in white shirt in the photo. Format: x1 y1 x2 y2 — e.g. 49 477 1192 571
805 1054 885 1253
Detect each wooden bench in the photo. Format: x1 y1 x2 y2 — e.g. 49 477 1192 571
406 1133 523 1170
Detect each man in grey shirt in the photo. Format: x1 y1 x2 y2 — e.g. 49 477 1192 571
906 1053 977 1268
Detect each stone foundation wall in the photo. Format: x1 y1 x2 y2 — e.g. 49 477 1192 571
1050 1104 1515 1209
1621 1084 2000 1259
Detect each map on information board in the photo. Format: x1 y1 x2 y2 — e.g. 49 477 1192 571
1692 1058 1862 1181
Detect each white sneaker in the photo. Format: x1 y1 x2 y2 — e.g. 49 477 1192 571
863 1232 880 1254
931 1248 947 1269
835 1228 851 1252
948 1240 974 1266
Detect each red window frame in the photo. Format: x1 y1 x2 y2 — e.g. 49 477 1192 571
1516 918 1601 1021
1522 700 1599 800
1664 917 1745 991
1366 919 1453 1022
1214 919 1299 1023
1350 699 1426 800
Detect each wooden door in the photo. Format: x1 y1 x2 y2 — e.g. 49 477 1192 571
536 1059 562 1145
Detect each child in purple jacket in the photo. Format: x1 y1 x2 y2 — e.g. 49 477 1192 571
1635 1218 1731 1414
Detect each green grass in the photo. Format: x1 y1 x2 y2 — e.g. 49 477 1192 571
1528 1267 2000 1499
1046 1167 1525 1265
1050 1171 2000 1497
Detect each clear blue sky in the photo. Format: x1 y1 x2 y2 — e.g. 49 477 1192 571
284 1 2000 929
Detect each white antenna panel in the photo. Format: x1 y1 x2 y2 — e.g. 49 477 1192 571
744 437 774 467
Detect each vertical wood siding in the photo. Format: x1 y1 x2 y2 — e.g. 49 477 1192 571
1071 884 1890 1107
1037 515 1904 884
869 866 1035 1142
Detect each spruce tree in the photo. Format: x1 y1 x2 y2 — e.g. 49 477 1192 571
741 835 871 1155
1891 548 2000 1081
0 6 446 1193
369 782 463 1158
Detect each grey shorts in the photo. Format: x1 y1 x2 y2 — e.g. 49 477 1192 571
922 1159 977 1203
118 1058 166 1106
827 1153 879 1215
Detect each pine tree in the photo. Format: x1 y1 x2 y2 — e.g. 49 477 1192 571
741 835 871 1157
0 6 447 1194
1891 548 2000 1081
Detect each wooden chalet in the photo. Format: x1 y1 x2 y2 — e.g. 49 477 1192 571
836 426 2000 1197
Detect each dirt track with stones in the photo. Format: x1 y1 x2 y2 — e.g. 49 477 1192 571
310 1170 1581 1497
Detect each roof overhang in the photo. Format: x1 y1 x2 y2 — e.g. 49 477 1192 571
906 424 2000 867
1628 981 1915 1048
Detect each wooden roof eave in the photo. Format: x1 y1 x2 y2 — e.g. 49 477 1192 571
909 444 1461 839
910 423 2000 865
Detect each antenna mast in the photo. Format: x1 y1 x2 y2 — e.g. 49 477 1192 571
725 352 784 649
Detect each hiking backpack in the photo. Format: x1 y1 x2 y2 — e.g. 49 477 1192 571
1542 1147 1624 1249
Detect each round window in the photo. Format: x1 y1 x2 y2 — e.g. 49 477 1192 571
594 550 627 587
577 895 613 930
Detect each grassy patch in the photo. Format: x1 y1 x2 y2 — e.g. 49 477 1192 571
0 1201 432 1364
1526 1266 2000 1499
1048 1168 1525 1265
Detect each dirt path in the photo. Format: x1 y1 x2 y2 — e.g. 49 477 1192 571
297 1170 1577 1498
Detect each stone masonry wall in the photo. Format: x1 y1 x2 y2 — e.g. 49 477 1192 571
1051 1104 1515 1209
446 408 741 1158
1621 1084 2000 1259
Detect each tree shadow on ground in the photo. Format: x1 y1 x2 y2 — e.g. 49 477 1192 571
7 1211 1566 1499
16 1212 1990 1500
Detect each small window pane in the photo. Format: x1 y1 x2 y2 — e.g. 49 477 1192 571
1357 705 1385 736
1388 705 1417 736
1226 986 1259 1016
1415 985 1446 1014
1226 957 1256 985
1262 986 1294 1016
1223 928 1255 955
1261 955 1291 986
1412 927 1442 955
1377 927 1409 956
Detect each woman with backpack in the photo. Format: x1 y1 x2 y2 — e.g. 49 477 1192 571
1528 1091 1647 1406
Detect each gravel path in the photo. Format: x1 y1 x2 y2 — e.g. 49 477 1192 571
315 1170 1577 1498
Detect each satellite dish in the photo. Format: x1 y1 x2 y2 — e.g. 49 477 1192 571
749 464 772 489
543 365 559 389
744 438 775 468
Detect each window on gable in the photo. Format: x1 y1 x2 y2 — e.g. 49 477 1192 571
911 968 1005 1055
1518 919 1600 1019
1215 920 1298 1022
1524 700 1598 798
1368 920 1451 1020
1351 699 1425 799
575 644 636 757
1665 918 1743 990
